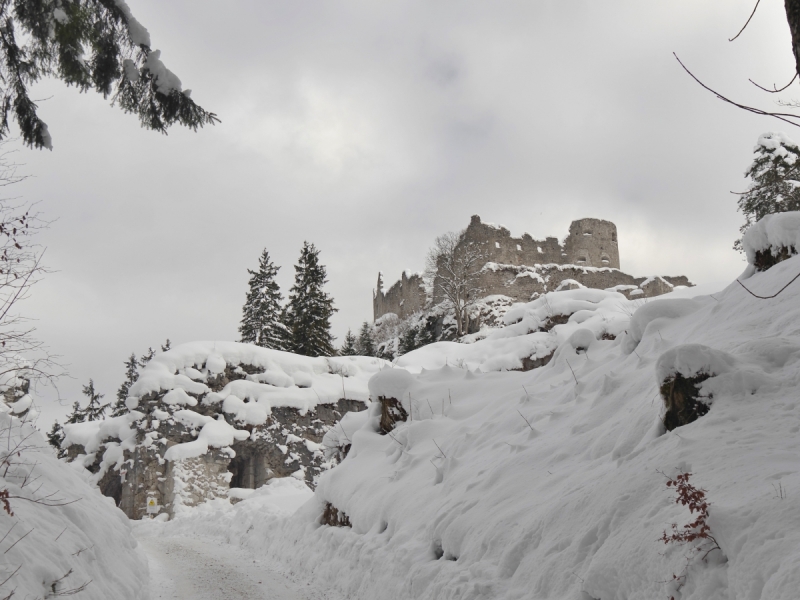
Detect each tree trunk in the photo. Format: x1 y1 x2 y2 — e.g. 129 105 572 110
787 0 800 80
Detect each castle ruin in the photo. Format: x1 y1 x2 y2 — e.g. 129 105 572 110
373 215 691 321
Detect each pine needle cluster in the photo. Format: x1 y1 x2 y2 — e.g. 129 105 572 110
0 0 217 150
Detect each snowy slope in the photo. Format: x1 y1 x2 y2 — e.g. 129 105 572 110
0 413 148 599
150 237 800 599
274 255 800 600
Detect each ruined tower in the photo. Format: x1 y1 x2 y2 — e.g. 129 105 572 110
562 218 620 270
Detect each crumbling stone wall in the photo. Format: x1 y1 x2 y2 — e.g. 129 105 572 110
373 271 426 320
460 215 565 266
80 363 368 520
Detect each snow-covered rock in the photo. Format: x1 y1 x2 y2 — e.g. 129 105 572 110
65 342 388 519
742 211 800 268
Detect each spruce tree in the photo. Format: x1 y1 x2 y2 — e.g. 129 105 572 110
47 421 67 458
356 322 377 357
735 132 800 251
283 242 337 357
82 379 107 422
111 353 139 417
239 249 287 349
339 329 358 356
0 1 217 150
161 339 172 352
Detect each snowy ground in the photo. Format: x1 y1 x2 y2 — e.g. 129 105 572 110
134 478 344 600
136 534 341 600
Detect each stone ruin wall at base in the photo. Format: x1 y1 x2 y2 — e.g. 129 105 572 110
68 365 368 521
373 215 691 321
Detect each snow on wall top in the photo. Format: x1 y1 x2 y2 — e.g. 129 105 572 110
128 341 388 415
742 211 800 264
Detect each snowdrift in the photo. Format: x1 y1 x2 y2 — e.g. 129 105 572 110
0 412 148 599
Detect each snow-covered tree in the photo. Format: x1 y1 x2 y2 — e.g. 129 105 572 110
111 353 139 417
356 322 377 357
398 326 421 356
283 242 337 357
81 379 107 422
339 329 358 356
161 339 172 352
735 132 800 251
0 1 217 150
239 249 287 349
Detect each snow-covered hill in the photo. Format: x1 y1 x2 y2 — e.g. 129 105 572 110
137 214 800 600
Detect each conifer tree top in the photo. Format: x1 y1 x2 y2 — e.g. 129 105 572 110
283 242 337 358
239 249 286 350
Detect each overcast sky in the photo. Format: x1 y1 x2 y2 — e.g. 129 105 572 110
13 0 797 426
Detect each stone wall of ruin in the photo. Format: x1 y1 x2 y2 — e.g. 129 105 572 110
374 215 689 321
85 365 368 520
373 271 427 321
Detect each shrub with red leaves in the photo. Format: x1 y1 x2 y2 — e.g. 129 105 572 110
0 489 12 516
658 471 721 600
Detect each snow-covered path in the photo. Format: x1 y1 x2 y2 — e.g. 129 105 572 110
138 535 340 600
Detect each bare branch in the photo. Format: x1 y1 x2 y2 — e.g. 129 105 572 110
674 53 800 129
729 0 762 42
749 73 798 93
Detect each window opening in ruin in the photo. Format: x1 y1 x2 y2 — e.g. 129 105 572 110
583 231 592 236
495 242 500 248
601 255 610 264
577 255 587 264
537 246 543 253
516 244 521 251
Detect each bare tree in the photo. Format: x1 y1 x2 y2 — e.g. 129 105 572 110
424 231 487 338
0 145 61 404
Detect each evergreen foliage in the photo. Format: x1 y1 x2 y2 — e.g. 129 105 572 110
735 132 800 251
81 379 106 422
239 249 287 349
139 347 156 367
65 400 85 424
398 326 422 356
46 421 66 458
339 329 358 356
161 339 171 352
283 242 337 357
0 1 217 150
111 353 139 417
356 322 377 357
